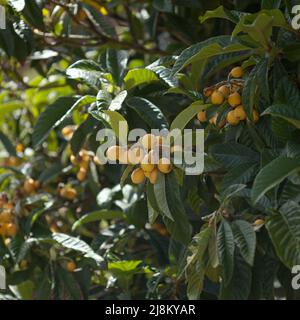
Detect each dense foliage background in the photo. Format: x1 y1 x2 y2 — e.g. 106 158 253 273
0 0 300 300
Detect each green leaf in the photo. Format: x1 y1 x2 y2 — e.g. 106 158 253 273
210 143 259 169
266 201 300 269
8 0 25 11
38 163 64 184
153 0 173 12
148 66 178 87
108 260 142 274
147 198 159 225
124 68 159 90
232 10 289 47
153 172 173 221
203 52 252 81
217 219 234 286
200 5 243 24
186 225 212 299
109 90 127 111
71 116 99 155
219 250 252 300
170 101 208 132
66 60 103 88
261 0 282 9
105 49 128 85
57 268 83 300
82 3 116 38
164 172 192 244
252 157 300 204
101 110 128 145
96 90 112 109
208 220 219 268
22 0 44 30
242 58 269 118
52 233 104 265
233 13 273 48
221 163 258 193
146 182 161 223
126 97 168 129
0 101 23 121
72 210 125 230
232 220 256 266
33 96 95 147
263 104 300 129
221 184 247 204
120 165 134 187
0 131 17 156
171 36 251 75
275 76 300 107
33 97 76 147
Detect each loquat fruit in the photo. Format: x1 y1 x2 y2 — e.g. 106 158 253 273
20 260 28 269
0 211 12 223
23 178 38 195
144 171 151 178
253 110 260 123
16 143 24 153
62 125 77 140
106 146 120 161
70 155 78 165
230 66 243 78
140 134 156 150
203 87 213 97
118 148 129 164
158 158 172 174
228 92 241 108
60 187 77 201
2 202 14 210
4 157 18 166
197 110 207 122
0 223 5 235
226 110 240 126
131 168 145 184
127 147 144 165
218 85 230 97
80 159 90 170
149 168 159 184
254 219 264 226
211 90 224 105
209 115 217 126
233 105 247 121
66 261 76 272
93 155 102 165
77 167 87 182
6 223 17 237
141 154 155 172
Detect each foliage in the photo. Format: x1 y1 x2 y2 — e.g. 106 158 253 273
0 0 300 300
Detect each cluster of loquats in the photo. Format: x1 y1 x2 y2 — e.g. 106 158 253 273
197 66 260 127
106 134 174 185
70 149 99 182
0 194 18 239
